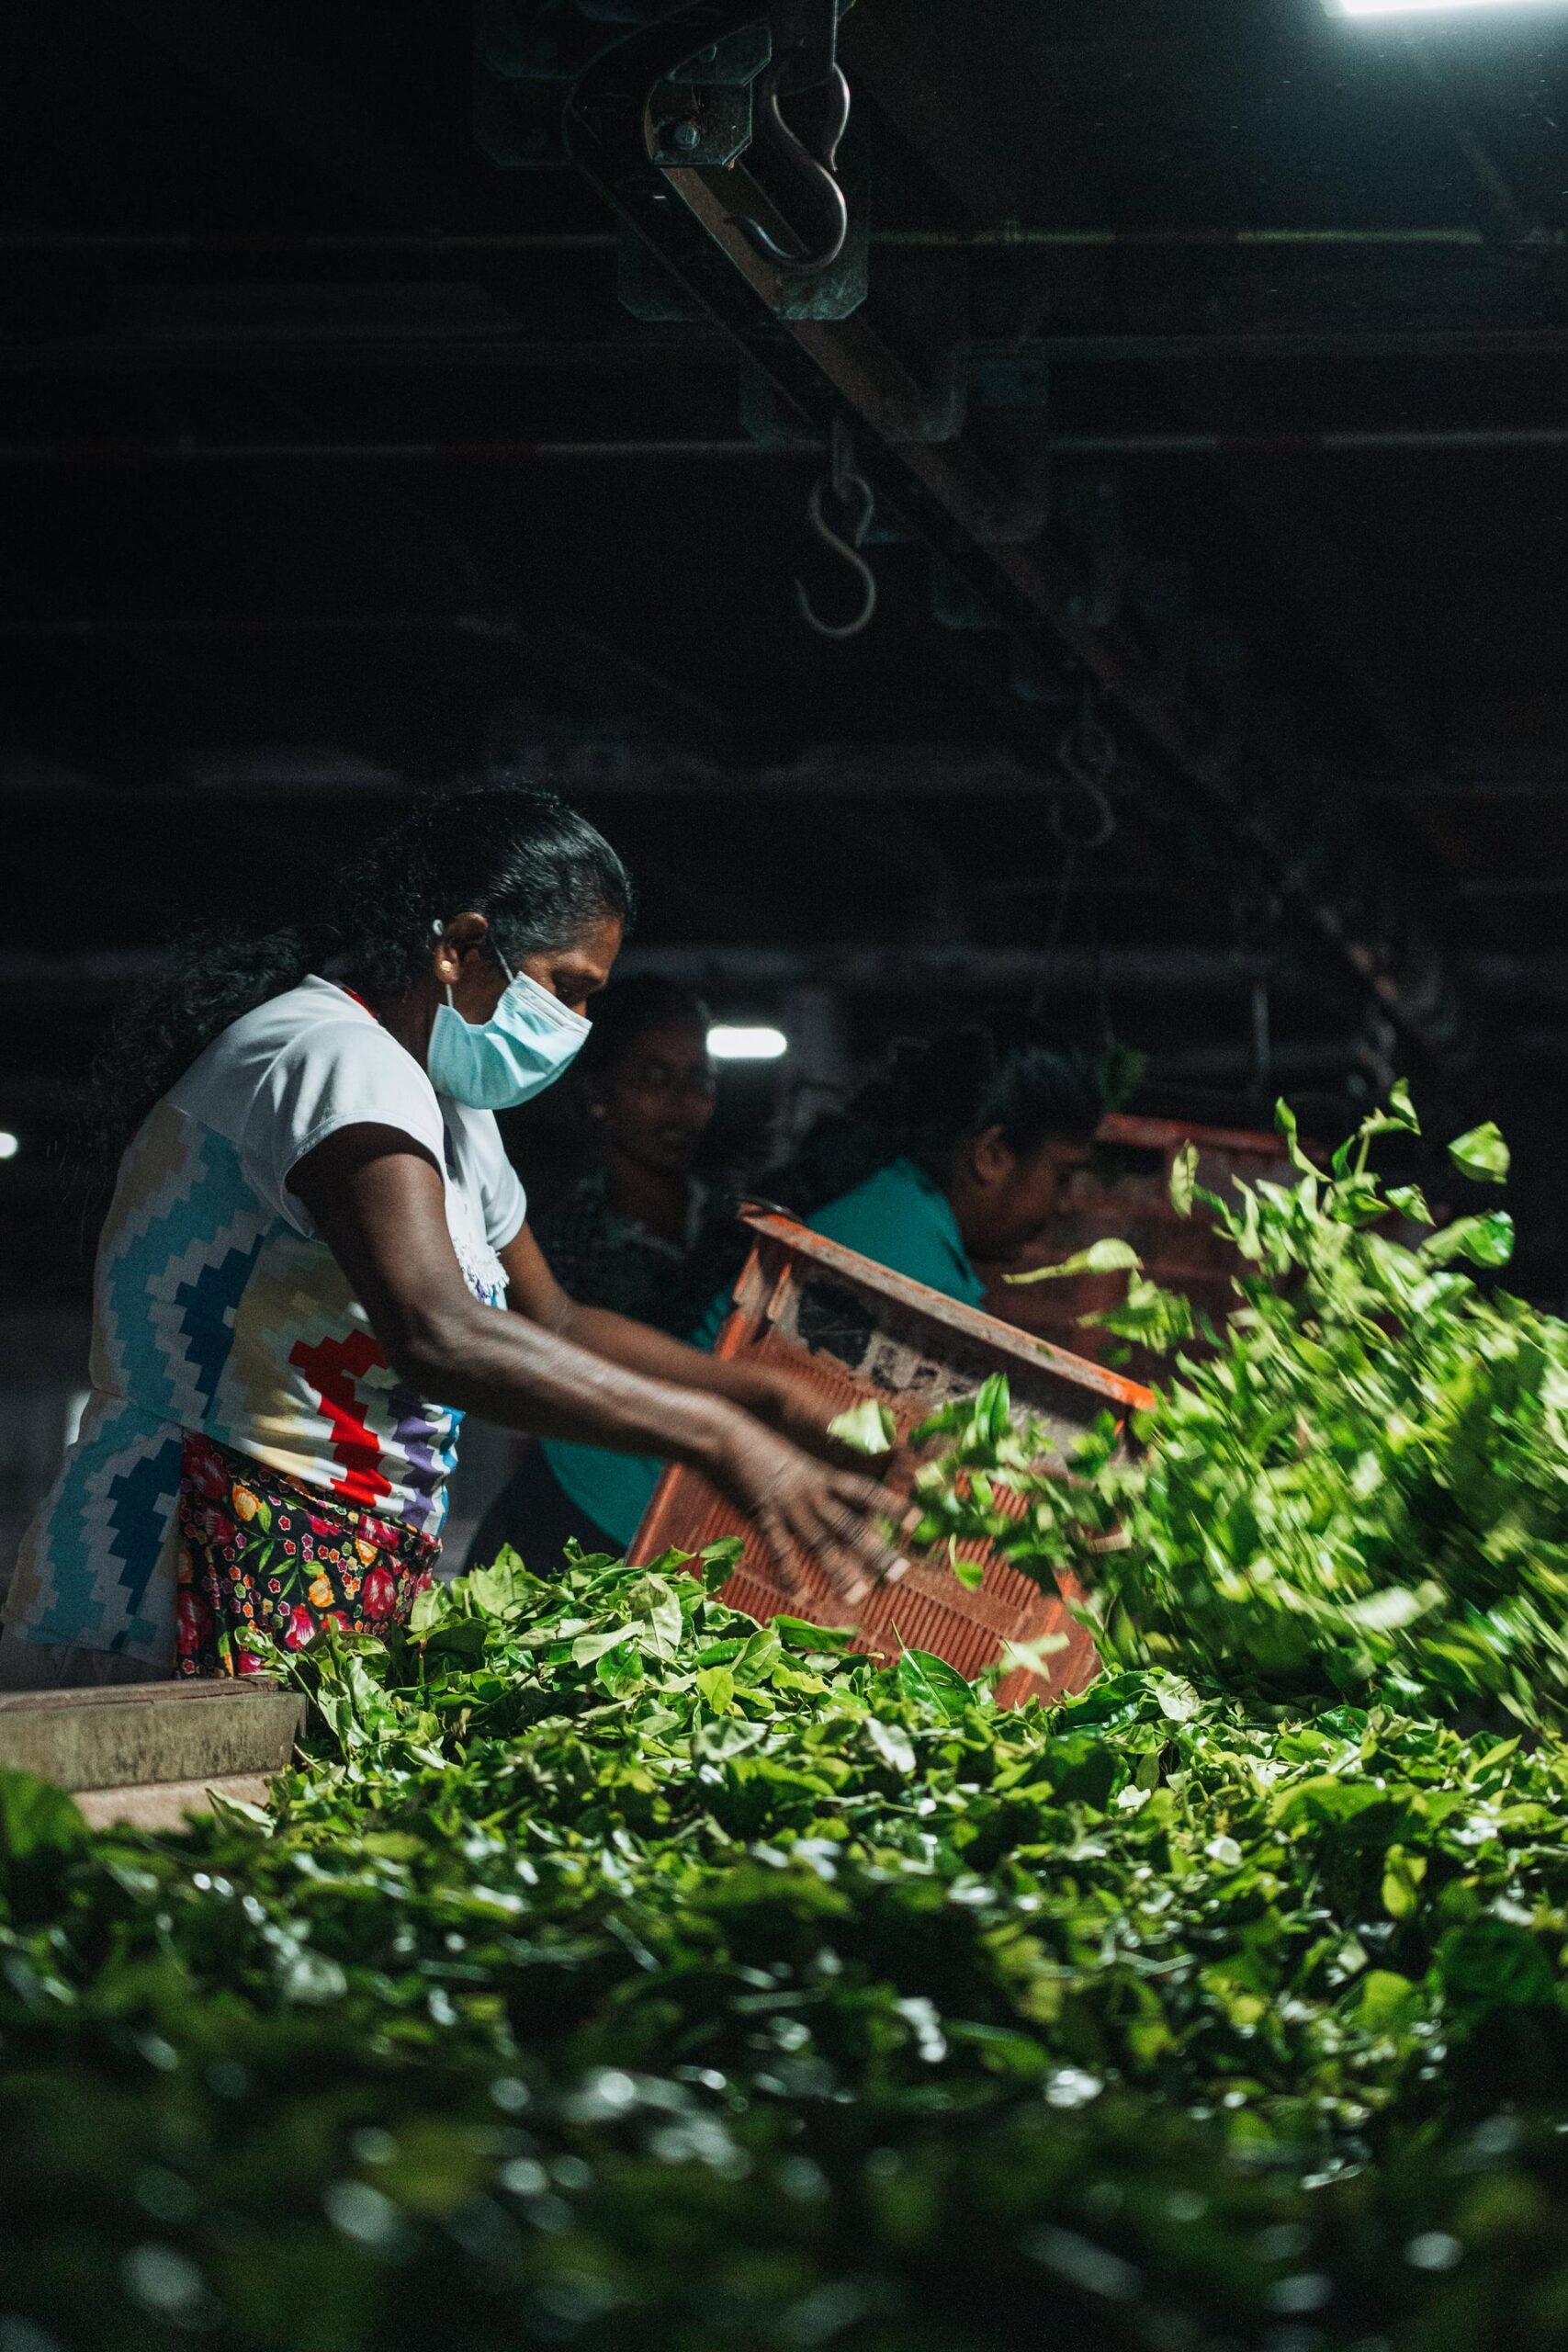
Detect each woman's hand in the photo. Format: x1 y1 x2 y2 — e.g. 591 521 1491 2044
733 1364 894 1472
707 1414 905 1606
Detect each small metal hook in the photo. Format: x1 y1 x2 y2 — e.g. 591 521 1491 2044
796 420 877 639
1051 686 1117 848
1048 775 1115 854
733 51 852 277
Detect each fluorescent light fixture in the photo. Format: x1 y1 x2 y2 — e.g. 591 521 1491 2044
707 1024 788 1062
0 1130 18 1160
1328 0 1566 14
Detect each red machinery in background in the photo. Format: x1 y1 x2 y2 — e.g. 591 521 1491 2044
983 1112 1298 1380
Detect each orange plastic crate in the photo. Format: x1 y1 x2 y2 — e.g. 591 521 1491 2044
632 1210 1152 1707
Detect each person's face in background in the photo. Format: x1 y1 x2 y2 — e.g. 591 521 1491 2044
947 1127 1091 1262
587 1023 717 1179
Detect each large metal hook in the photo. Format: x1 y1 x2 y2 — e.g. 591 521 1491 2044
733 49 852 277
796 419 877 639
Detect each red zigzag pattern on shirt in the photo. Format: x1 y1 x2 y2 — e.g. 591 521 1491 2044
288 1329 395 1509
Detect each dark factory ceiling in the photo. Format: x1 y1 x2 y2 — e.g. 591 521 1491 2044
4 0 1568 1297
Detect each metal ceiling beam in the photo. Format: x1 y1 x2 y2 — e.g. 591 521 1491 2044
0 945 1327 996
13 327 1568 374
0 1032 1368 1118
2 226 1550 255
1380 771 1568 800
875 225 1559 252
0 334 732 375
995 428 1568 459
12 425 1567 465
2 942 1554 1001
1019 330 1568 365
0 723 1102 799
0 438 788 466
558 2 1476 1085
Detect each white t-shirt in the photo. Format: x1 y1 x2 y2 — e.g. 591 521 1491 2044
6 979 525 1661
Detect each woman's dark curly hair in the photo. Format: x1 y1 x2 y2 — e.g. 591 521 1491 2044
86 786 635 1161
773 1017 1102 1218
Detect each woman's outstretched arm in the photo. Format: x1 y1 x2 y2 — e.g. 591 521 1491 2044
290 1125 897 1599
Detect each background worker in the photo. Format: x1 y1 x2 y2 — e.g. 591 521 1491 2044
777 1020 1102 1305
465 976 749 1571
0 788 897 1689
533 1018 1104 1562
530 977 744 1335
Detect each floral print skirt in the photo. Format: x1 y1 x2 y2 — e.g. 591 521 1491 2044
175 1432 439 1678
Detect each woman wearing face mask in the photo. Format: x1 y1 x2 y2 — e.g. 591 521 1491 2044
532 1019 1105 1559
0 788 897 1689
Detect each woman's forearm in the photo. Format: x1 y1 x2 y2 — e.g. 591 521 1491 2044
395 1298 747 1472
556 1301 782 1419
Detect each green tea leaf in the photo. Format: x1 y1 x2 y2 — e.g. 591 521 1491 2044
1381 1846 1427 1920
1274 1100 1316 1179
570 1623 639 1667
1005 1238 1141 1286
1438 1918 1553 2009
0 1770 85 1904
1447 1121 1510 1184
828 1399 897 1455
1343 1582 1445 1634
1421 1212 1514 1269
696 1664 737 1713
865 1717 917 1775
1357 1969 1421 2033
1085 1273 1193 1352
999 1632 1071 1678
697 1537 745 1592
895 1648 973 1720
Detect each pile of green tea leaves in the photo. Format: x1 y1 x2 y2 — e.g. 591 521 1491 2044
923 1086 1568 1732
5 1091 1568 2349
1 1520 1567 2349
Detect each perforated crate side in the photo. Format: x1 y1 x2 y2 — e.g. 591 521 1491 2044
632 1213 1148 1707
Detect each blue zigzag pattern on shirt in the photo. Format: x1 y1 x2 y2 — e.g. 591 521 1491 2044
103 1433 183 1648
171 1233 269 1412
99 1124 261 1423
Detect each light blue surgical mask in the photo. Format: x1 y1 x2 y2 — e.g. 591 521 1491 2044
426 933 591 1110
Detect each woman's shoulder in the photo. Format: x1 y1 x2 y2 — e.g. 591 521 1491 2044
808 1157 923 1232
171 978 385 1088
169 978 437 1155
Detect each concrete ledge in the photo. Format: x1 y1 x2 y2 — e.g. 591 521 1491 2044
74 1772 275 1831
0 1678 306 1793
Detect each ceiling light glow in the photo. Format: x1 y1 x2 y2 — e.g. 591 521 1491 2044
0 1131 19 1160
707 1025 788 1062
1329 0 1566 15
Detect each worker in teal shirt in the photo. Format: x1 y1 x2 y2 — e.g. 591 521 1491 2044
537 1019 1102 1559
